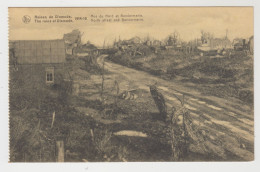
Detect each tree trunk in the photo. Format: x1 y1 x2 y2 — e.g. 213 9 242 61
149 85 167 121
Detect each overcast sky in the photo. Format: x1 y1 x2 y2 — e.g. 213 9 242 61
9 7 253 47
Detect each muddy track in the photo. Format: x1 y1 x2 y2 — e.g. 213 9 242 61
96 55 254 161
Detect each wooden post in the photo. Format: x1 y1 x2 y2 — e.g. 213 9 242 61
114 80 119 106
56 140 64 162
72 82 79 96
51 111 55 128
100 59 105 101
90 129 94 143
170 109 180 161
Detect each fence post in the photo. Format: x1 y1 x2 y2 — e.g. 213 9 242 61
56 140 64 162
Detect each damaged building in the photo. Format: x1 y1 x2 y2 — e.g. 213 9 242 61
63 29 82 55
74 43 99 57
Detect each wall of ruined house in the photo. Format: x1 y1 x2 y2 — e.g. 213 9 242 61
208 38 232 49
12 63 67 90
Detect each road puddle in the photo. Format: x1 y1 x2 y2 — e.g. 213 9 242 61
227 125 253 141
185 104 197 111
197 100 206 104
239 118 254 126
166 102 173 108
190 112 200 117
189 97 199 102
113 130 148 137
228 112 237 117
208 104 222 111
138 85 150 91
192 120 205 127
174 92 183 96
164 95 179 102
158 86 169 91
210 118 230 126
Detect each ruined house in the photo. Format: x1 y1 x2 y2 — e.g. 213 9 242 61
11 39 67 88
63 29 82 55
167 35 178 46
233 37 254 53
129 36 143 44
74 43 98 57
209 38 232 49
165 33 183 51
63 29 81 45
197 37 232 53
198 30 232 52
120 37 143 47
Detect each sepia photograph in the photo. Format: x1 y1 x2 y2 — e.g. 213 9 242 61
8 7 254 162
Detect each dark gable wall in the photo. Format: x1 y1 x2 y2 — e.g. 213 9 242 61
16 63 66 90
10 40 67 90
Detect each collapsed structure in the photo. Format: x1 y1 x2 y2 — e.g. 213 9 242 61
63 29 81 55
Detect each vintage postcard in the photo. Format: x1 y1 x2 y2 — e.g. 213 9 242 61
8 7 254 162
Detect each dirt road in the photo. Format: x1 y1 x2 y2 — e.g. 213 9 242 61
96 55 254 160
